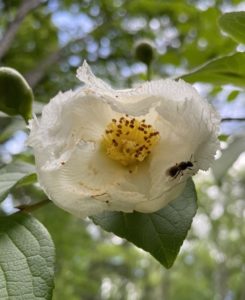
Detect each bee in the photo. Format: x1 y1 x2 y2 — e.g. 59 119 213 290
166 159 194 179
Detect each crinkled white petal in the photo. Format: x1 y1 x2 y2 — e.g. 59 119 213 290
77 61 160 116
154 79 220 171
32 135 150 216
28 90 117 152
28 61 220 218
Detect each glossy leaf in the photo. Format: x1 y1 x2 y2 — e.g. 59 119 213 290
219 12 245 44
0 67 33 122
0 161 36 202
180 53 245 88
0 213 55 299
92 179 197 268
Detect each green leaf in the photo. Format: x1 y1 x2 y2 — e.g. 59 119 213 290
0 67 33 122
212 135 245 183
0 213 55 299
219 12 245 44
92 179 197 268
0 161 36 203
227 90 240 102
218 134 229 142
180 53 245 88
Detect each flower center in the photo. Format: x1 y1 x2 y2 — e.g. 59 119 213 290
101 115 160 166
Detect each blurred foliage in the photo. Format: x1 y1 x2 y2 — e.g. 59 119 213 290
0 0 245 299
0 0 240 100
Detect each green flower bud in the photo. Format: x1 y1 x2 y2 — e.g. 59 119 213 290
134 40 155 65
0 67 33 122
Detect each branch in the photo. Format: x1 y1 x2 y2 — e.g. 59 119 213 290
221 117 245 122
15 199 51 213
24 50 63 88
24 21 112 88
0 0 43 60
24 37 85 88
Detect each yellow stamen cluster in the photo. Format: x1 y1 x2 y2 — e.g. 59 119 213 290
101 115 160 166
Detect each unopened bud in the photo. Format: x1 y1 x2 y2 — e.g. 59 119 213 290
0 67 33 122
134 40 155 65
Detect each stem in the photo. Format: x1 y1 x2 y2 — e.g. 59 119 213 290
146 63 151 81
221 117 245 122
16 199 51 213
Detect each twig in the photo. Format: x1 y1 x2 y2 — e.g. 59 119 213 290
24 37 85 88
221 117 245 122
16 199 51 213
0 0 43 60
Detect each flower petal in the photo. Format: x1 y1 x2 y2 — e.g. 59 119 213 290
34 141 125 216
77 60 113 92
77 61 160 116
35 141 151 216
135 180 186 213
155 79 220 171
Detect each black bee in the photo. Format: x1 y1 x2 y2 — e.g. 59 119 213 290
166 160 194 179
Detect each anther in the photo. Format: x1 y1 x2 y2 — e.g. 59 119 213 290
102 115 160 166
112 139 118 146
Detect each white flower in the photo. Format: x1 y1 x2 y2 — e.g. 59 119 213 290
28 61 220 218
